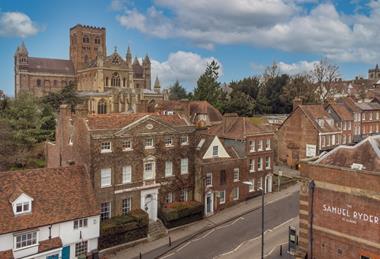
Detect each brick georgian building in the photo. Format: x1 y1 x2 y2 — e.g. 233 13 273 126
194 114 274 216
47 105 196 221
296 135 380 259
15 24 166 113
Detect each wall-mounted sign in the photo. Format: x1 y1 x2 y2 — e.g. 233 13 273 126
322 204 380 225
306 144 316 157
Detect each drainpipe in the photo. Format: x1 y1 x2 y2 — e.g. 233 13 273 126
308 180 315 259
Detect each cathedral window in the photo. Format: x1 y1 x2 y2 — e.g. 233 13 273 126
123 78 126 87
98 99 107 114
111 72 121 87
36 79 41 87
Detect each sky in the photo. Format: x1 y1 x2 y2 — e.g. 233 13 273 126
1 0 380 96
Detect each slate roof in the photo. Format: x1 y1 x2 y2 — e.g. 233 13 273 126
0 166 99 235
27 57 75 76
355 101 380 111
316 135 380 172
86 113 189 130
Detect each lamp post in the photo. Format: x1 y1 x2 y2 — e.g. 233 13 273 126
243 181 264 259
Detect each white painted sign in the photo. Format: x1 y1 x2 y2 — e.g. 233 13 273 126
322 204 380 225
306 144 316 157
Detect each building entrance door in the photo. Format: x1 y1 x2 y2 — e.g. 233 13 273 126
144 194 155 220
205 192 213 216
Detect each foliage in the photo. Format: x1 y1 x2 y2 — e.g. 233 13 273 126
193 60 223 109
168 80 188 100
42 84 81 111
159 201 203 228
312 58 340 103
99 209 149 249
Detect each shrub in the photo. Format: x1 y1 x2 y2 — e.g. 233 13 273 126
159 201 203 228
99 209 149 250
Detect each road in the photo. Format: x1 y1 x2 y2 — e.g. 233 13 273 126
140 191 299 259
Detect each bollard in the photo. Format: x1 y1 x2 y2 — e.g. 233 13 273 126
140 252 142 259
280 244 282 256
169 236 172 247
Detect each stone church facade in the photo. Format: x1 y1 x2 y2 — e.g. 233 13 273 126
14 24 166 114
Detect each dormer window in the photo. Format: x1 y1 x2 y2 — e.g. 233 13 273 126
12 193 33 215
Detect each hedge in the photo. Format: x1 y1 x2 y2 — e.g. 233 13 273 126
99 209 149 250
159 201 203 228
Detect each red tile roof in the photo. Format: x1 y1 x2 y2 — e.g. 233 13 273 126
0 166 99 235
38 237 62 253
28 57 75 76
86 113 189 130
0 250 13 259
328 103 353 121
299 105 340 133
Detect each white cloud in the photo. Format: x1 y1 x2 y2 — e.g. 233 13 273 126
0 12 40 38
151 51 222 90
114 0 380 64
277 60 318 75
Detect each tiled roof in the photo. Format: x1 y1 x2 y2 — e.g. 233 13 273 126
316 135 380 172
355 101 380 111
38 237 62 253
0 250 13 259
86 113 189 130
329 103 353 121
27 57 75 76
338 97 362 112
299 105 340 133
205 115 273 140
0 166 99 235
189 101 223 123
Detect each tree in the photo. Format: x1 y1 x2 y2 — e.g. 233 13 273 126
221 90 255 116
283 74 319 105
193 60 222 109
312 58 340 103
42 84 81 111
168 80 188 100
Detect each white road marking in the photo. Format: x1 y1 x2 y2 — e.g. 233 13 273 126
215 217 244 230
264 242 287 257
159 252 175 259
176 241 191 252
213 216 298 258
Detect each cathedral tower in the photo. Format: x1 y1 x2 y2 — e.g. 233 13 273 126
14 42 29 97
143 54 151 90
70 24 106 71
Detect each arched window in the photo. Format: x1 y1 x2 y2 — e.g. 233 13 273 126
98 99 107 114
44 80 51 88
95 37 101 44
53 80 58 87
111 72 121 87
123 78 126 87
105 77 109 86
36 79 42 87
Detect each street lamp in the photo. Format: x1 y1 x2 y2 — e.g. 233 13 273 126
243 181 264 259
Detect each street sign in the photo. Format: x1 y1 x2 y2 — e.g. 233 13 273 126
288 226 297 255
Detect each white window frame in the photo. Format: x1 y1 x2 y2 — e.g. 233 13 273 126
15 201 32 215
165 136 173 147
249 179 255 192
75 241 88 257
122 139 133 151
143 161 155 180
258 140 263 151
101 168 112 188
249 159 255 172
180 158 189 174
206 173 212 187
180 189 188 202
265 157 271 169
100 141 112 153
219 190 226 204
122 197 132 215
122 165 132 184
165 161 173 177
233 187 239 200
233 168 239 182
258 158 263 171
165 192 173 203
180 135 189 145
14 231 38 250
145 138 154 149
74 218 88 229
100 202 111 221
265 139 271 150
212 146 218 156
249 140 255 152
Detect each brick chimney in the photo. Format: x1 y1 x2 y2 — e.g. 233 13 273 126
293 97 302 111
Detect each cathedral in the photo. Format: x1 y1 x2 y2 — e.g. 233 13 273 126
14 24 166 114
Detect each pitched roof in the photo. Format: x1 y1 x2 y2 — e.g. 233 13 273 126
316 135 380 172
298 105 340 133
355 101 380 111
338 97 362 112
0 166 99 235
189 101 223 123
38 237 62 253
328 103 353 121
86 113 189 130
27 57 75 76
205 115 273 140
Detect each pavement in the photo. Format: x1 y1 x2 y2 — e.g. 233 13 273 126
273 165 300 178
106 182 300 259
